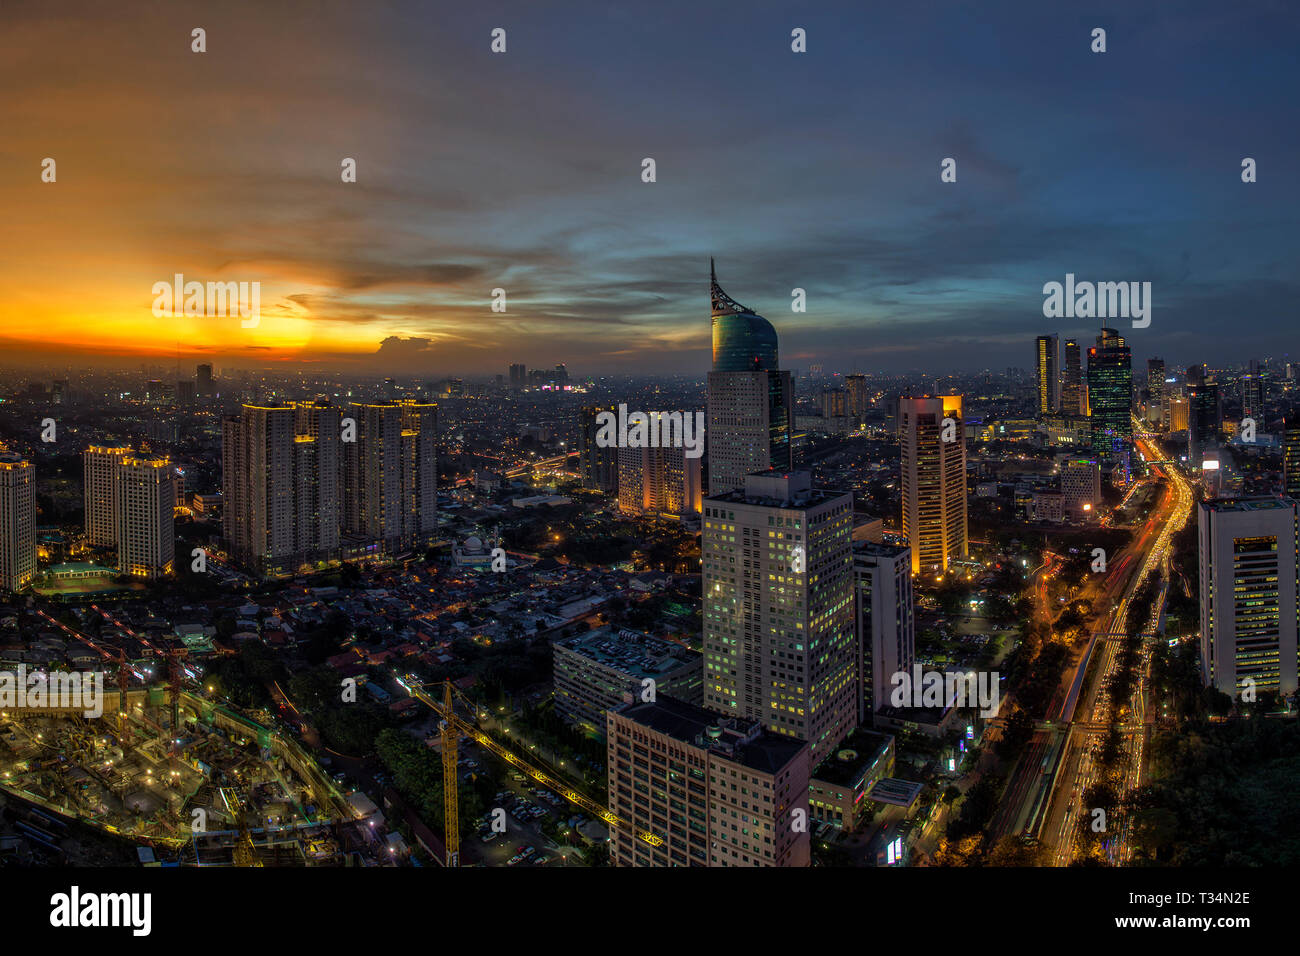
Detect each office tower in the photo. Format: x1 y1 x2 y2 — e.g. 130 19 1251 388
1167 393 1190 432
821 388 848 419
853 542 914 725
197 363 213 399
509 363 526 389
1147 358 1165 423
84 446 131 548
617 442 701 517
706 261 794 495
702 470 856 765
606 697 810 867
1198 498 1299 697
1035 334 1060 415
0 452 36 592
52 379 68 406
1284 415 1300 496
145 379 166 403
845 374 868 424
114 453 175 579
578 405 618 492
1187 381 1221 468
1061 458 1102 518
1187 363 1206 387
1241 360 1264 421
1086 329 1132 469
343 401 438 555
1062 339 1083 416
899 395 968 575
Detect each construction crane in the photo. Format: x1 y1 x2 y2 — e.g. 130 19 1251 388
396 674 663 863
440 682 459 867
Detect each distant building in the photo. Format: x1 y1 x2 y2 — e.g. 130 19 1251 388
606 697 810 867
617 443 701 517
1035 334 1060 415
853 542 914 725
114 453 176 579
1087 328 1132 471
1062 339 1084 416
84 446 131 548
578 405 618 493
553 627 702 733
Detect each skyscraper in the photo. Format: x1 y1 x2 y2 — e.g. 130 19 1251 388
702 470 856 765
0 451 36 592
845 374 868 424
606 698 811 867
508 363 526 389
196 363 213 399
294 398 343 560
853 542 915 725
706 261 793 495
114 453 176 579
1198 498 1299 697
900 395 968 575
223 404 305 577
343 401 438 556
84 445 131 548
1241 360 1265 422
1283 415 1300 496
1035 334 1060 415
1187 381 1221 469
1086 329 1132 470
1147 357 1165 424
1062 339 1083 416
578 404 618 492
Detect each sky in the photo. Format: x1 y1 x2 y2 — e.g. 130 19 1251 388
1 0 1297 376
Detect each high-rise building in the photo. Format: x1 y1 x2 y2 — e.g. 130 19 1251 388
508 363 526 389
176 380 195 405
899 395 968 575
343 401 438 555
1187 381 1221 469
1241 360 1265 422
1198 498 1299 697
853 542 914 725
1167 393 1190 433
1147 358 1165 424
606 697 810 867
1086 329 1132 469
223 403 349 577
1062 339 1083 416
701 470 856 764
0 451 36 592
845 374 868 424
617 441 701 517
196 363 213 399
114 453 175 579
578 405 618 493
1061 458 1102 518
706 261 793 495
1035 334 1060 415
84 446 131 548
1283 415 1300 497
821 387 848 419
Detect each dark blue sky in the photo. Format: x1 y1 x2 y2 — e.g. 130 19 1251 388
3 0 1296 374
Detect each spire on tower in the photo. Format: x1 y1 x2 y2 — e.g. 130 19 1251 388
710 259 752 317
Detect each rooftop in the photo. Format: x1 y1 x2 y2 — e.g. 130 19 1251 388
613 696 806 775
555 627 697 678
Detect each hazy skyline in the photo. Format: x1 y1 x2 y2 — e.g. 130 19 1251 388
2 0 1297 375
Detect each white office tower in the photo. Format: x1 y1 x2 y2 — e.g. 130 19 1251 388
114 453 176 579
0 452 36 592
343 401 438 556
1198 498 1299 698
900 395 968 576
702 470 856 765
84 446 131 548
853 542 915 724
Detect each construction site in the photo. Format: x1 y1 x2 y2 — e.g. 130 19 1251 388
0 685 356 866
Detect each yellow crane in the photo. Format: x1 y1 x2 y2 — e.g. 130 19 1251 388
397 674 663 864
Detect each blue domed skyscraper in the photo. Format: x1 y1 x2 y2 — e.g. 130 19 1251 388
711 259 779 372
